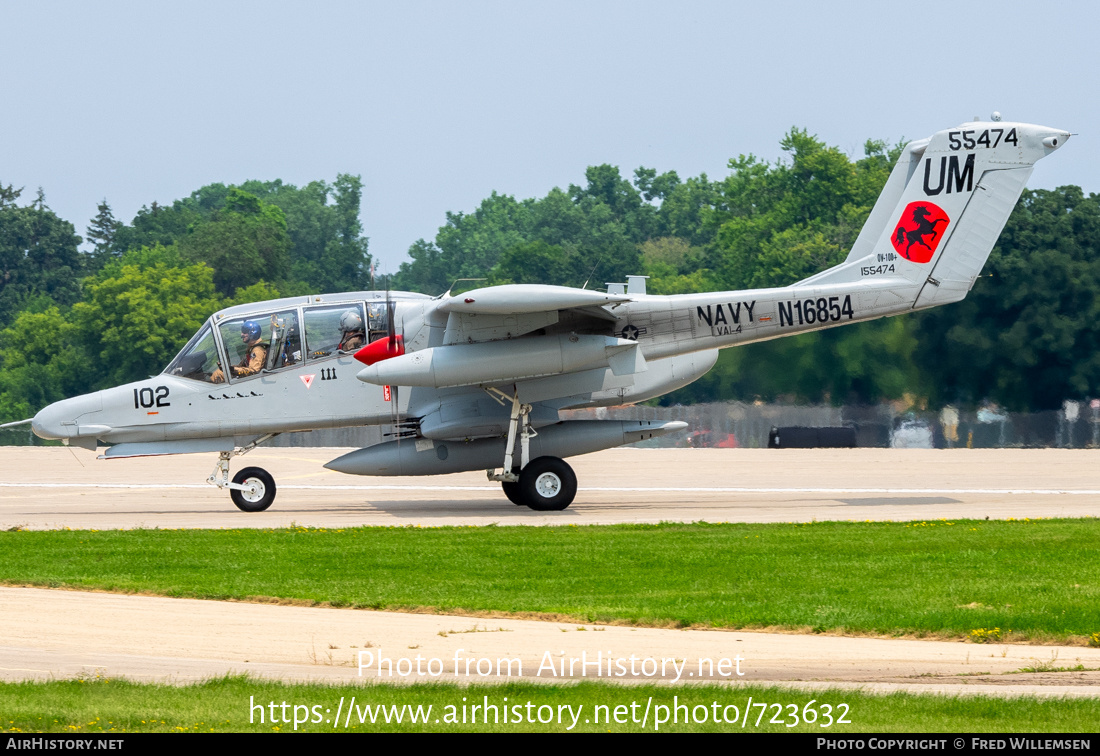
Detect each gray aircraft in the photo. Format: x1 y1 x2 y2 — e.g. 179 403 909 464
21 118 1069 512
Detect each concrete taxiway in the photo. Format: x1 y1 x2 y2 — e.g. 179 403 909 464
0 447 1097 529
2 587 1099 696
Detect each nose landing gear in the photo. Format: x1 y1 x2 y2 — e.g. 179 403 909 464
206 434 279 512
229 467 277 512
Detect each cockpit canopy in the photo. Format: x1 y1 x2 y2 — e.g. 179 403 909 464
162 292 419 383
164 325 219 381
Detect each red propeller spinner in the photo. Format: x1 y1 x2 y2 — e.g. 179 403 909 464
353 334 405 366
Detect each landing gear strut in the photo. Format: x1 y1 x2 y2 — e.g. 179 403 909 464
486 389 577 510
206 434 279 512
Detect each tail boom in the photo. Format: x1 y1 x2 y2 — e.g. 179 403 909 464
624 119 1069 359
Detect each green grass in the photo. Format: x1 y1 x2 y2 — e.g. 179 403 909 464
2 519 1099 641
3 676 1099 733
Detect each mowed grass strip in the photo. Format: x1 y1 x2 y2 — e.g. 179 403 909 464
1 520 1098 640
3 676 1100 733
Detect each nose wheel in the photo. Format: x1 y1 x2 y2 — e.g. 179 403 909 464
501 456 577 511
230 467 277 512
206 436 280 512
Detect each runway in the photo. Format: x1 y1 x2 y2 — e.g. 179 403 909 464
0 447 1096 529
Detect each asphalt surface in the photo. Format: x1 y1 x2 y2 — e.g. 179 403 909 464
0 447 1097 529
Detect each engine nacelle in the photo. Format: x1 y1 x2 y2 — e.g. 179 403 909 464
355 334 642 389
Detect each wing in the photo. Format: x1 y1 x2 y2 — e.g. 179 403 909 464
431 283 628 347
436 284 629 315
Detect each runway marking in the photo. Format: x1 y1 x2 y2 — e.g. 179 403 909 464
0 483 1098 495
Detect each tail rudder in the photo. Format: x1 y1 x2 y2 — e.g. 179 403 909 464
801 120 1069 305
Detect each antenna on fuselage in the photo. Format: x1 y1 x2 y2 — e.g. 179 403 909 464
0 418 31 428
441 278 487 298
581 251 609 290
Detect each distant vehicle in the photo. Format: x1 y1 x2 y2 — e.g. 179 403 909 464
890 418 934 449
18 119 1069 511
686 430 739 448
977 406 1008 424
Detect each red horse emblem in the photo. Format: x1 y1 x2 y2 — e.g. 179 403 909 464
890 202 950 263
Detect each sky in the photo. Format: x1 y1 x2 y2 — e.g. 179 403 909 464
1 1 1097 276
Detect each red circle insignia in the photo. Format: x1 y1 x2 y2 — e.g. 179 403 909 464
890 201 950 264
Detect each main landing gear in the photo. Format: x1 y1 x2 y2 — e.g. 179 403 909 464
486 389 578 511
206 434 279 512
512 455 578 511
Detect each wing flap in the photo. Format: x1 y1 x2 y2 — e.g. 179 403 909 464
443 310 558 345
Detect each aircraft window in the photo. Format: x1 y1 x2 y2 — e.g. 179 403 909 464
267 310 302 370
367 302 391 343
214 310 300 382
164 325 219 382
303 303 366 360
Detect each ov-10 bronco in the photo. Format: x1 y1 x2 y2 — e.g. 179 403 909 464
22 118 1069 511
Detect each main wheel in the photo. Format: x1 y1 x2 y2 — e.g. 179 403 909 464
517 456 577 511
230 466 276 512
501 480 524 505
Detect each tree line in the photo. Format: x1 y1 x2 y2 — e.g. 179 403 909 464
392 131 1100 413
2 130 1098 428
0 176 371 421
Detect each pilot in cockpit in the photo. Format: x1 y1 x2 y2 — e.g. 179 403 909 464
338 310 366 352
211 320 268 383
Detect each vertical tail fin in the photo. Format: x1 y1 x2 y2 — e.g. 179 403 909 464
800 120 1070 307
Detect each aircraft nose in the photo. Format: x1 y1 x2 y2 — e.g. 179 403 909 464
31 402 69 440
31 394 104 440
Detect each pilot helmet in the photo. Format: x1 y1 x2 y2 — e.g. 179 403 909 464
241 320 262 342
339 310 364 333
